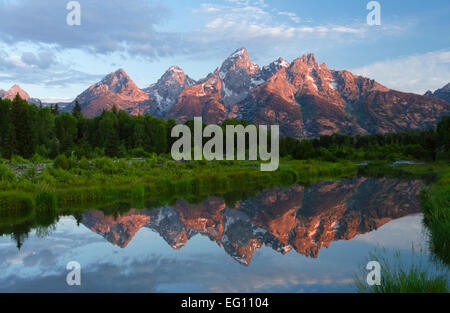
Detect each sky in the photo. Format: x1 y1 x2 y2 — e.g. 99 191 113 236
0 0 449 101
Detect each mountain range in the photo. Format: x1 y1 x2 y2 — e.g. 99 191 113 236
2 47 450 137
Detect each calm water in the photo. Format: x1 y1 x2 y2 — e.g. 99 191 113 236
0 177 434 292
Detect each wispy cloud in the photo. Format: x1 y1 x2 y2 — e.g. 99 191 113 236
278 11 301 24
0 48 102 88
352 50 450 94
194 1 368 42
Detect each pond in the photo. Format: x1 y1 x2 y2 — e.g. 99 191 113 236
0 177 434 292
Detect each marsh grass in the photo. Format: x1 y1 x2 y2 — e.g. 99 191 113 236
354 248 449 293
0 192 33 217
35 191 57 210
420 170 450 264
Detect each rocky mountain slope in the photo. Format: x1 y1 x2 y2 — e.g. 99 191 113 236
70 47 450 137
0 84 30 100
143 66 196 117
71 68 150 117
7 48 449 137
425 83 450 103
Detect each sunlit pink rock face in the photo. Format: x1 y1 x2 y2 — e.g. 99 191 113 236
0 85 30 100
74 69 150 117
63 47 450 136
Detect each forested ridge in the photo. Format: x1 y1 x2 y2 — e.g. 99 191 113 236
1 94 449 162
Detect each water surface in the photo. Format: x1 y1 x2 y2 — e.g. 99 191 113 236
0 177 433 292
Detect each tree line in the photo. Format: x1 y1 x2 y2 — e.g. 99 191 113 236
0 94 449 161
280 116 450 161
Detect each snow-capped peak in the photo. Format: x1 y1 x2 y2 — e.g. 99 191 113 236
230 47 247 58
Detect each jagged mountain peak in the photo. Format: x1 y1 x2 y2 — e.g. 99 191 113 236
0 84 30 100
230 47 249 58
10 84 22 90
220 47 260 77
143 66 196 117
73 68 149 117
274 57 290 68
292 53 319 69
165 65 185 78
257 57 290 82
157 65 195 87
168 65 183 71
98 68 134 90
424 82 450 103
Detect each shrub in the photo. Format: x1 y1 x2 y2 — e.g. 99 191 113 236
130 148 153 158
24 167 37 181
0 163 15 182
31 153 44 164
78 157 91 170
54 154 71 170
10 155 27 166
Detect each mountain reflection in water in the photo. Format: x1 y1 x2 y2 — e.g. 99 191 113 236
80 177 422 266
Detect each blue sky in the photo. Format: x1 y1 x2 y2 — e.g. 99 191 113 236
0 0 448 101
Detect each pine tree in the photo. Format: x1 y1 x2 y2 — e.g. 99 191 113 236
52 103 59 115
3 120 17 158
105 127 120 157
11 95 33 158
72 100 82 118
55 113 77 153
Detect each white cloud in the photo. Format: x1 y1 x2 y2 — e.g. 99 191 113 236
352 50 450 94
278 11 301 24
194 2 367 44
0 47 102 88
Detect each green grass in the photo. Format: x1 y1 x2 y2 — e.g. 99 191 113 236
0 192 33 215
0 157 358 204
0 192 34 227
354 248 449 293
420 169 450 264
